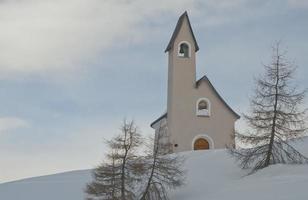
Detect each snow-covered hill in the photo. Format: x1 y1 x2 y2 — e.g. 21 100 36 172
1 137 308 200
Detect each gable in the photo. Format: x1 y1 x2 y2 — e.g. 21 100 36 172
196 75 240 119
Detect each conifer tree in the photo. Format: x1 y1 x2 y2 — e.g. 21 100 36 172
85 120 143 200
140 122 185 200
85 120 185 200
85 151 121 200
230 42 308 173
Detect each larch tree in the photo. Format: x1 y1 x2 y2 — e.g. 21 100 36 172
230 42 308 174
85 120 143 200
85 119 185 200
85 150 121 200
140 122 185 200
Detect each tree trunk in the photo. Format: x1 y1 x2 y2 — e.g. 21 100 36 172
121 131 128 200
265 55 280 167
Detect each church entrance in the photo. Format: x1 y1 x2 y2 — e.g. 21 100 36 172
194 138 209 150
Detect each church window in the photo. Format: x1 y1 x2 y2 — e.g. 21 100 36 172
178 41 190 58
196 98 211 116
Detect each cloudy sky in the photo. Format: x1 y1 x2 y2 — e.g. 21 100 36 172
1 0 308 183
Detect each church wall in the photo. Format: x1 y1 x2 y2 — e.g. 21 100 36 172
168 81 237 152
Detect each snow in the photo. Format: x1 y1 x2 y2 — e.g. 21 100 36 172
1 137 308 200
0 170 91 200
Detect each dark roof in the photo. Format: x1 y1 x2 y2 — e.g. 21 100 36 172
196 75 240 119
165 11 199 53
150 113 167 128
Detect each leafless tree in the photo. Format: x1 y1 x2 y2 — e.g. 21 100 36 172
230 42 308 174
85 120 143 200
85 150 121 200
140 122 185 200
85 119 185 200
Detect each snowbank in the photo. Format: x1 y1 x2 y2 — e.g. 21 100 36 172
1 137 308 200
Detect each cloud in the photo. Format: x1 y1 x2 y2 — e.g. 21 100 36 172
0 0 267 79
0 117 29 135
0 0 199 78
2 0 302 79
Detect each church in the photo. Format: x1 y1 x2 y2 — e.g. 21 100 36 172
151 12 240 153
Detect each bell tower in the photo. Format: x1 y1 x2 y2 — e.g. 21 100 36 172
165 11 200 151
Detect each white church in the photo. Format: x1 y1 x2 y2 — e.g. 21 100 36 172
151 12 240 153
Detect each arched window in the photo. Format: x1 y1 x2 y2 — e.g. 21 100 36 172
178 41 190 58
196 98 211 116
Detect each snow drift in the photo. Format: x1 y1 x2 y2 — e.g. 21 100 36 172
1 137 308 200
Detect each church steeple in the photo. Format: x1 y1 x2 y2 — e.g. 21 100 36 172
165 11 198 94
165 11 199 53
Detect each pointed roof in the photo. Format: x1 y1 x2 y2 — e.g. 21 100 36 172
165 11 199 53
196 75 240 119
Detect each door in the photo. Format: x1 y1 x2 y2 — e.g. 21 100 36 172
194 138 209 150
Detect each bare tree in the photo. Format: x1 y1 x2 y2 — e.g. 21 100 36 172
85 150 121 200
140 122 185 200
85 120 143 200
86 120 185 200
230 42 308 174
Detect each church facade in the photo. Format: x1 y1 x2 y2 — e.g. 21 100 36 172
151 12 240 153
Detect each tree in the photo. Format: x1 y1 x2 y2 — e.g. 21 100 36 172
230 42 308 174
85 151 121 200
140 122 185 200
85 120 143 200
85 120 185 200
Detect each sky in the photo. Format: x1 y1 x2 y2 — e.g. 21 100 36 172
0 0 308 183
